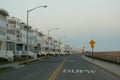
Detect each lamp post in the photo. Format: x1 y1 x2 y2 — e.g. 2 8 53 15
26 5 47 61
48 28 58 55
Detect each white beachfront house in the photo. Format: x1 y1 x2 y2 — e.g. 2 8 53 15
42 34 48 55
37 32 45 56
0 9 14 61
8 17 34 60
52 40 59 55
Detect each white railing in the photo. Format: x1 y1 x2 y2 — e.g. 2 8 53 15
16 38 23 43
41 44 48 48
55 52 59 55
28 51 34 57
7 34 16 41
40 51 46 55
0 50 14 61
0 34 5 40
15 51 22 56
0 50 6 58
6 51 14 61
16 51 34 57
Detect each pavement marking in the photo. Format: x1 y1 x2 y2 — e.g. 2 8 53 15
63 69 96 74
49 58 67 80
68 60 77 63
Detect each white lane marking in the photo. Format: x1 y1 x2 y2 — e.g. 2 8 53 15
68 60 77 62
90 69 96 74
63 69 96 74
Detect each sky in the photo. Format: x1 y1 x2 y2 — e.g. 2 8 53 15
0 0 120 51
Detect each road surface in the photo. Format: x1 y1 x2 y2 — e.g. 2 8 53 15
0 54 120 80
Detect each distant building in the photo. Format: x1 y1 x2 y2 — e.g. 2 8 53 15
29 29 45 57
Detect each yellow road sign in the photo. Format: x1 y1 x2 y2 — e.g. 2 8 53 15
89 40 95 45
89 40 95 48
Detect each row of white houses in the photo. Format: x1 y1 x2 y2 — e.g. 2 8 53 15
0 9 73 61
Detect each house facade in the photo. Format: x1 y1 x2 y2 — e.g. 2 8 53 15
8 17 34 60
0 9 13 61
0 9 73 61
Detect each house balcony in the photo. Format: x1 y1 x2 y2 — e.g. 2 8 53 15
41 44 48 48
7 34 16 42
16 38 26 44
0 34 5 41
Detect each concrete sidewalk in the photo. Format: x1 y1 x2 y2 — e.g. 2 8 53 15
0 57 47 69
81 55 120 77
0 59 36 69
0 63 24 69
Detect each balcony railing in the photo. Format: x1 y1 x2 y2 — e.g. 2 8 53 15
15 51 34 57
0 50 14 61
7 34 16 41
16 38 26 44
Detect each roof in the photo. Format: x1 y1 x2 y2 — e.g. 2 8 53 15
0 9 9 16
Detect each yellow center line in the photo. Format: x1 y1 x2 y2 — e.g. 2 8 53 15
49 58 67 80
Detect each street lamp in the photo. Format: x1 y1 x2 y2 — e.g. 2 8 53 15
48 28 58 55
26 5 47 60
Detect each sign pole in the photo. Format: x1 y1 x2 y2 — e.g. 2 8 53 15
92 48 94 61
89 40 95 62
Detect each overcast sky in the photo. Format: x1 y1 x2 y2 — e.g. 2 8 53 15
1 0 120 51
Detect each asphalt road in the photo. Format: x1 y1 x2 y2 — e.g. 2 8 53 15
0 54 120 80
